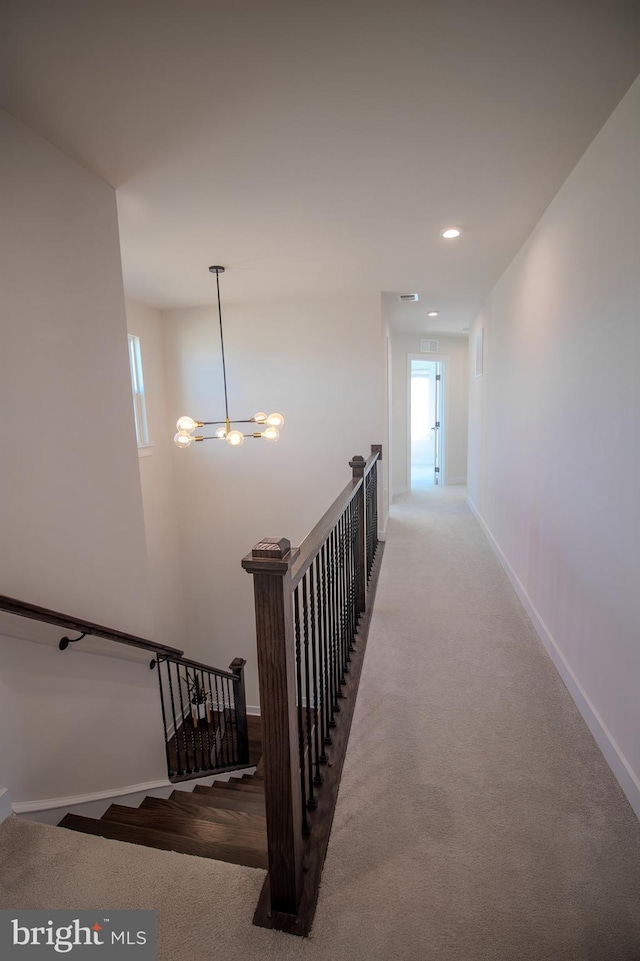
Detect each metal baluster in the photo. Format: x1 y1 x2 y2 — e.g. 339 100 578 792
314 553 328 758
342 508 349 661
366 471 374 580
350 498 357 645
325 534 336 725
347 500 356 644
214 674 227 766
176 663 193 772
371 461 378 568
205 670 217 769
187 666 199 772
345 510 351 655
330 526 341 715
294 586 310 833
199 670 212 771
156 658 173 778
309 559 324 780
302 575 316 807
320 541 334 741
230 675 239 765
338 513 347 686
194 669 206 771
224 676 236 766
353 497 359 632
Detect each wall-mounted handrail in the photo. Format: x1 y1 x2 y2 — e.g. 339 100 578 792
0 594 252 782
0 593 184 658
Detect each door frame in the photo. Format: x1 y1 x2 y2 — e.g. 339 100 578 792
406 354 447 488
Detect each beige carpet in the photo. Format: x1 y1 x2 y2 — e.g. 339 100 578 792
2 485 640 960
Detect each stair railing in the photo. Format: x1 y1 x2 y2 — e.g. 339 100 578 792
242 445 382 935
0 595 251 783
156 654 250 781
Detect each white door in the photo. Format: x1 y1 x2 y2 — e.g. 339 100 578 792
409 358 444 488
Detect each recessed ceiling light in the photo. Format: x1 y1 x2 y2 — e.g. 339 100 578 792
428 310 439 317
441 227 461 239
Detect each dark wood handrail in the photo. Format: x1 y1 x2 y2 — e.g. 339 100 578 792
0 593 184 658
290 448 379 588
162 651 237 681
363 448 380 476
291 478 362 587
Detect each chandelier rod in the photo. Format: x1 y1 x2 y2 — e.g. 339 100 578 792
211 266 230 423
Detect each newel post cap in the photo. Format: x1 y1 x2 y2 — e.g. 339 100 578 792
252 537 291 559
242 537 299 575
350 454 366 476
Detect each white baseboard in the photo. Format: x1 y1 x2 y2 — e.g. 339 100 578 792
0 787 12 824
467 496 640 822
392 487 408 500
247 704 261 716
13 779 172 821
13 767 258 825
446 476 466 486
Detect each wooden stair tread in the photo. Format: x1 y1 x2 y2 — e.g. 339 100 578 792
213 778 264 794
59 813 267 869
103 804 266 846
168 787 262 811
140 795 266 831
192 784 265 812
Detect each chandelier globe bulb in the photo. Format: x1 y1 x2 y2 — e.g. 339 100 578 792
226 429 245 447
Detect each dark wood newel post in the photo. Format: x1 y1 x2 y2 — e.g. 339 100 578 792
229 657 250 765
350 455 367 614
242 536 304 918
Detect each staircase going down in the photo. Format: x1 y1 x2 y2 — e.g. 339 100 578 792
59 718 267 870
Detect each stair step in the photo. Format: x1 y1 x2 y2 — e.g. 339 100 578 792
213 778 264 794
59 812 267 869
104 803 266 847
192 784 265 812
140 795 266 832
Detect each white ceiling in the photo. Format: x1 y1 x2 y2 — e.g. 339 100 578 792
3 0 639 334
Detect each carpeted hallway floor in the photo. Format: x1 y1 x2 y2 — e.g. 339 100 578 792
2 485 640 960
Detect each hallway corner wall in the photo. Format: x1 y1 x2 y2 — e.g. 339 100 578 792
467 76 640 817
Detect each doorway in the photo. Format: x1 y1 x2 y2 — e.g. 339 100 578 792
409 358 443 488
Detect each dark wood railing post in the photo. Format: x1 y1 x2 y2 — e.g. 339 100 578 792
229 657 250 766
349 455 367 615
242 536 304 920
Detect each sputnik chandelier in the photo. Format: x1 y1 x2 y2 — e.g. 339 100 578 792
173 266 284 449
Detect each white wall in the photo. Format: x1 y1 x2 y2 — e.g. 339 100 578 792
163 295 385 706
0 112 167 806
125 301 186 648
467 77 640 815
390 331 469 494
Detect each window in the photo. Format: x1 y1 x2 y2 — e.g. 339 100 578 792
128 334 150 447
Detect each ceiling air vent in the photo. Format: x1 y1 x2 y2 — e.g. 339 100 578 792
420 339 439 353
398 293 419 303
